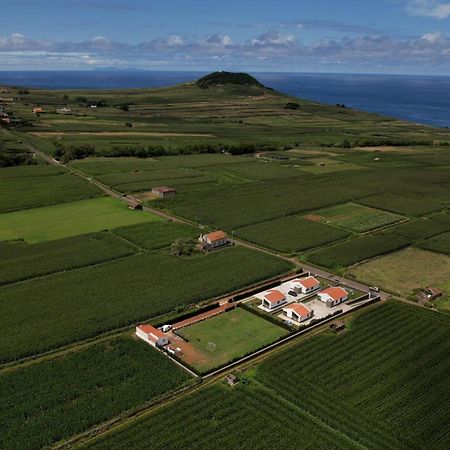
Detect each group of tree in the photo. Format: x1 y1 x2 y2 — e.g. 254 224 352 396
54 144 95 162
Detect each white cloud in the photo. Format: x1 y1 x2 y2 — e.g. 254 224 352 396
408 0 450 19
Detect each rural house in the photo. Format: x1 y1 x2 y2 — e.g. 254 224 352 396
135 324 169 348
290 276 320 295
261 289 287 310
199 230 230 250
151 186 177 198
283 303 313 322
318 287 348 308
33 107 44 114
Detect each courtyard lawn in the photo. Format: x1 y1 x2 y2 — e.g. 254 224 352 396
0 197 162 243
349 247 450 297
307 202 404 232
178 307 287 373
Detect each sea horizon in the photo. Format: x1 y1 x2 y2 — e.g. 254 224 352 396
1 69 449 128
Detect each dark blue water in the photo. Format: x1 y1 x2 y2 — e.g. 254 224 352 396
0 70 449 128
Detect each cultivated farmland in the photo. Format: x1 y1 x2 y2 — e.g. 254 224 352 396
419 231 450 255
0 246 293 362
256 301 450 449
0 337 191 450
0 197 161 242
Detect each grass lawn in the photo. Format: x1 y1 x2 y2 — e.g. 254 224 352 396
307 202 404 232
297 158 363 174
349 247 450 297
179 308 287 372
0 197 162 243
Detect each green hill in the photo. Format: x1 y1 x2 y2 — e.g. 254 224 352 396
196 71 266 89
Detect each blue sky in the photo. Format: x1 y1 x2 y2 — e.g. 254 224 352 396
1 0 450 73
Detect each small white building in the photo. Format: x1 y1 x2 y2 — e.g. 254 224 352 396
290 276 320 295
199 230 229 250
135 324 169 347
318 287 348 308
261 289 287 310
283 303 313 322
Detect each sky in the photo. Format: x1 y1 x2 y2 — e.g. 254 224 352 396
1 0 450 74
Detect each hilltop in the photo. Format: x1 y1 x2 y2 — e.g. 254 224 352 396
195 71 266 89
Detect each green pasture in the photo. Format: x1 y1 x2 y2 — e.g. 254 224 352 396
178 307 287 373
0 197 161 243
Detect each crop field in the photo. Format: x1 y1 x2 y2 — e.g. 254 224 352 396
178 308 287 373
349 247 450 297
296 157 364 174
358 192 444 216
419 231 450 255
306 233 410 269
0 164 101 213
83 383 360 450
0 197 161 243
113 221 199 250
0 336 191 450
0 232 135 285
392 218 450 240
236 215 349 253
256 301 450 449
0 247 292 362
308 202 404 232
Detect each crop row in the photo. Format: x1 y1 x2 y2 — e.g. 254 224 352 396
0 337 190 450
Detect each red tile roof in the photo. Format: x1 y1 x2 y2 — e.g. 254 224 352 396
264 289 286 304
320 287 348 301
153 186 176 193
293 276 320 289
285 303 311 317
205 230 227 242
137 324 166 340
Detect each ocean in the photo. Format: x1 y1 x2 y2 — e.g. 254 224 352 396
0 70 449 128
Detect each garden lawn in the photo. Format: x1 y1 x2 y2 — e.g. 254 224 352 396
0 197 161 243
178 308 287 373
349 247 450 297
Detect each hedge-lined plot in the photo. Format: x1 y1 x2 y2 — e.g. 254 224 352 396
419 231 450 255
358 192 444 216
306 233 410 268
0 165 101 213
0 247 292 362
392 218 450 240
0 232 136 285
236 215 349 253
83 383 360 450
0 197 161 243
0 337 191 450
113 221 199 250
256 302 450 449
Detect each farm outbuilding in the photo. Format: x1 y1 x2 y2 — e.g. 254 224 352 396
283 303 313 322
318 287 348 308
152 186 177 198
135 324 169 348
199 230 230 250
290 276 320 295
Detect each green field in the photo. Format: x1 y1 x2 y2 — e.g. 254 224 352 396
306 233 410 269
0 246 292 362
309 202 404 232
419 231 450 255
83 383 359 450
178 308 287 372
0 164 101 213
349 247 450 297
256 301 450 449
0 336 191 450
0 232 135 285
113 221 199 250
236 215 349 253
392 218 450 240
0 197 161 242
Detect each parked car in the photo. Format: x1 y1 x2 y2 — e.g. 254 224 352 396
161 324 172 332
288 290 298 297
369 286 380 292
